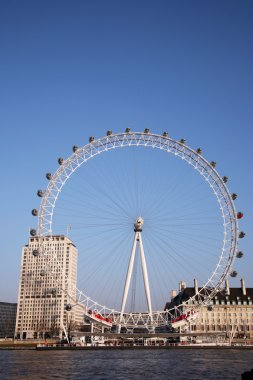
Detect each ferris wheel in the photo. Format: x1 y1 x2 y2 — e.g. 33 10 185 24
30 130 245 331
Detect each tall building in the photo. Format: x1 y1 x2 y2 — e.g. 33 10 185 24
0 302 17 338
165 279 253 341
15 235 84 339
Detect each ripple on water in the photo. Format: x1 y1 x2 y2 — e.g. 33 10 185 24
0 349 252 380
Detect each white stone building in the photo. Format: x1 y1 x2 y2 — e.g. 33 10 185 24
15 235 84 339
166 279 253 341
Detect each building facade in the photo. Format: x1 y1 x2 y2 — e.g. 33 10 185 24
15 235 84 339
166 279 253 341
0 302 17 338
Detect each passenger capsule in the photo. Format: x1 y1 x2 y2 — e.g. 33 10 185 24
231 193 237 200
32 249 39 257
230 270 237 278
222 176 228 183
40 269 46 277
236 251 244 258
196 148 202 155
46 173 52 180
144 128 150 134
37 190 43 197
30 229 37 237
125 128 131 133
65 304 72 311
180 139 186 144
107 130 112 136
237 212 244 219
163 132 168 137
72 145 78 153
238 231 246 238
31 209 38 216
58 158 64 165
210 161 216 168
89 136 95 143
51 288 57 295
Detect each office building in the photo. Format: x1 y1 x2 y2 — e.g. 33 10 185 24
166 279 253 341
15 235 84 339
0 302 17 338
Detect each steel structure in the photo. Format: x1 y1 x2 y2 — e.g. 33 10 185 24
31 131 243 330
120 217 153 326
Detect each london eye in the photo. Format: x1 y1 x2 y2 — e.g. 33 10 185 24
30 130 244 331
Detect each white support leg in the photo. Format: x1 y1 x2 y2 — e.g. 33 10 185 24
61 324 69 344
138 232 153 318
120 233 138 322
119 217 153 330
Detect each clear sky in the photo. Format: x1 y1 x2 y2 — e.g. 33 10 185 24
0 0 252 305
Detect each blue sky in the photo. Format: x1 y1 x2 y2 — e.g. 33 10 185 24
0 0 252 304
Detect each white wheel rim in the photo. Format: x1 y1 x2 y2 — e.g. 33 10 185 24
36 132 238 328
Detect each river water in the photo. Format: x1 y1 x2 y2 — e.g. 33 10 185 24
0 349 252 379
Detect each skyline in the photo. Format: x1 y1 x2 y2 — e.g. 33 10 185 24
0 1 252 303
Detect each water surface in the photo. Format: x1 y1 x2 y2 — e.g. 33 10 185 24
1 349 252 379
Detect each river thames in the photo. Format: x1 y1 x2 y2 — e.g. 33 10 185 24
0 348 252 379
